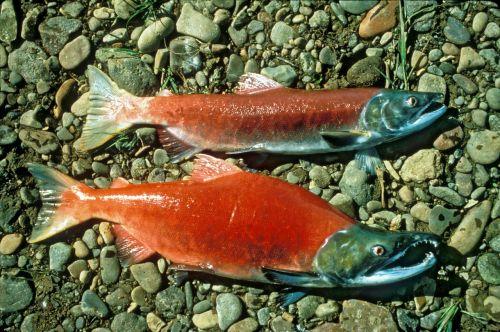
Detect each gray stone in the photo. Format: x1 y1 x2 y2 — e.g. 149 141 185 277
448 200 492 255
111 312 147 332
319 47 336 66
67 259 87 278
299 52 315 76
216 293 242 330
0 125 17 145
297 295 321 320
309 166 331 188
39 16 82 55
444 17 470 45
108 58 158 96
339 161 371 206
410 202 431 222
400 149 442 183
228 26 247 47
247 20 264 35
270 317 294 332
340 299 398 331
428 205 460 235
405 1 436 32
472 12 488 33
153 149 170 166
130 262 162 293
455 172 473 196
71 92 89 116
226 54 244 83
155 286 186 319
0 0 17 43
112 0 138 20
103 28 128 43
138 17 174 53
347 56 382 87
418 73 446 96
49 242 72 271
57 127 74 141
0 276 33 313
397 308 419 332
100 245 120 284
309 10 329 28
81 290 109 318
477 253 500 285
420 309 444 330
59 36 91 70
176 3 220 43
193 299 212 314
486 88 500 111
270 22 295 46
82 229 98 249
339 0 377 14
466 130 499 165
130 158 148 179
428 186 465 206
452 74 478 95
484 22 500 39
61 1 85 18
0 44 6 67
193 310 218 330
260 65 297 87
8 41 51 83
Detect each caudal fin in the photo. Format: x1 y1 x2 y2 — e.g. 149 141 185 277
27 164 91 243
73 66 136 153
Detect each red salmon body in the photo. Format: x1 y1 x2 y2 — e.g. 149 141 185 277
29 156 355 283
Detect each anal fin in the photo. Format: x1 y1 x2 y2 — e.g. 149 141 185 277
112 225 156 266
156 126 202 163
355 147 384 175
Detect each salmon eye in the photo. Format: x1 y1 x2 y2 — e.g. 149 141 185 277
406 96 418 107
371 245 385 256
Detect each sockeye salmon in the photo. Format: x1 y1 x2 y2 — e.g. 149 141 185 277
74 66 446 174
28 155 440 304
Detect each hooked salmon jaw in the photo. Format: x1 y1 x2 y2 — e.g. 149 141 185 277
350 239 439 286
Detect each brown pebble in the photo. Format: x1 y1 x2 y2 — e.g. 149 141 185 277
99 222 114 244
0 233 24 255
73 240 90 258
359 0 399 38
433 126 464 150
55 78 78 119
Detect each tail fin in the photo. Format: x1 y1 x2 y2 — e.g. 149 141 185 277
27 163 91 243
73 66 136 153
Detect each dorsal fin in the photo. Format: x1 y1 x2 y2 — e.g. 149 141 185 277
110 177 131 188
112 225 156 266
235 73 283 94
157 89 173 96
191 154 241 182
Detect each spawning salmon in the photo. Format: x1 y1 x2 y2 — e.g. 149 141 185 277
28 155 440 304
74 66 446 174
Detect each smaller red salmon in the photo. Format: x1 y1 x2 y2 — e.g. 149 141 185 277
74 66 446 173
28 155 440 304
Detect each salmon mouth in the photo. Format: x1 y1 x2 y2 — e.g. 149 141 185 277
351 238 440 286
410 95 447 129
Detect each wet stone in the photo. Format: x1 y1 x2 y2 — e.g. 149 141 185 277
49 242 72 271
477 253 500 285
0 276 33 313
155 286 186 319
216 293 242 330
466 130 499 165
428 205 460 235
81 290 109 318
130 262 162 293
111 312 147 332
100 245 120 284
444 17 470 45
448 200 492 255
429 186 465 206
340 299 398 331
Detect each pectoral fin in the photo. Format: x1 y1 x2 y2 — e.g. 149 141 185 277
262 267 328 287
276 289 308 307
320 129 371 147
355 147 385 175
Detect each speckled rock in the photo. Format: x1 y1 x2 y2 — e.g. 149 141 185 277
81 290 109 318
261 65 297 87
216 293 242 330
8 41 51 83
0 276 33 313
111 312 147 332
444 17 470 45
448 200 492 255
270 22 295 46
346 56 382 86
418 73 446 96
428 205 460 235
340 299 398 331
38 16 82 55
130 262 162 293
49 242 73 271
466 130 499 165
429 186 465 206
339 161 372 206
155 286 186 319
477 253 500 285
400 149 442 183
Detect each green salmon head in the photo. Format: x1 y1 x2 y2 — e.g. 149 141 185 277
360 90 446 141
313 224 440 287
